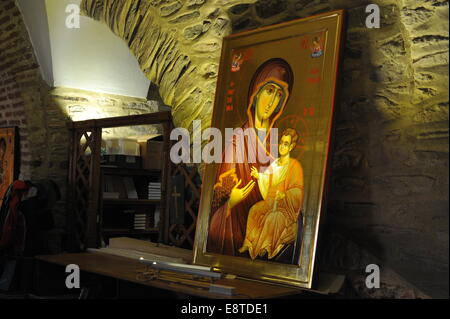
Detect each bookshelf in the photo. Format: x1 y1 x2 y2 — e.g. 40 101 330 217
103 199 161 205
102 228 160 235
67 112 173 249
100 166 163 245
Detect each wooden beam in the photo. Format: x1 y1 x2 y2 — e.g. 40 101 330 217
70 112 172 129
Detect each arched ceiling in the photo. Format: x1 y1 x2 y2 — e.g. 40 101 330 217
79 0 256 129
16 0 150 98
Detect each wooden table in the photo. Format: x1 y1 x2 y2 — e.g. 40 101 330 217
35 252 304 299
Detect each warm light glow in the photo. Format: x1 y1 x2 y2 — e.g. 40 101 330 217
68 106 109 122
45 0 150 98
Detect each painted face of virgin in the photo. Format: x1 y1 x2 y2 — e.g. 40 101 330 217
255 83 284 121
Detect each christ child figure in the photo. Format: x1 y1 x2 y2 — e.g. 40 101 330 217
239 128 304 260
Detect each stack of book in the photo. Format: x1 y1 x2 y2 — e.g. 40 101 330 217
134 214 147 230
148 182 161 200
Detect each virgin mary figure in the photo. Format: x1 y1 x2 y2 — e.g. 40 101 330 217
207 58 294 256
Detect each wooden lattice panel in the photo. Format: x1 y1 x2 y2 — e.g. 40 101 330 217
67 112 173 251
69 128 102 250
168 164 202 248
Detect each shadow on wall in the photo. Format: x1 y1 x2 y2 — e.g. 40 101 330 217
227 0 449 298
71 0 447 297
227 0 384 279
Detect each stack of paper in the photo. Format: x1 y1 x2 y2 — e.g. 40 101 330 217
148 182 161 200
134 214 147 230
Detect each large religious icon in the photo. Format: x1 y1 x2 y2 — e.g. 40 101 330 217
0 127 19 205
193 11 345 288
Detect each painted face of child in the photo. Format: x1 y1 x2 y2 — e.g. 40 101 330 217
255 83 284 121
279 134 294 157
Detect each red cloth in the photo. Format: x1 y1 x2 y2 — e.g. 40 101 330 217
0 181 29 256
207 122 271 255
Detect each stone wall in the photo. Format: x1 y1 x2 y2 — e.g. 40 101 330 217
0 0 70 252
48 86 161 139
0 0 162 250
1 0 447 298
80 0 448 297
80 0 241 132
0 0 46 181
231 0 449 298
43 87 161 229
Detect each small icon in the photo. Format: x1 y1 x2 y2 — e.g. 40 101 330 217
231 53 244 72
310 36 324 58
231 48 253 72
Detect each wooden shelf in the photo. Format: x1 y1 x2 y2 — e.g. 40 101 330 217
103 199 161 205
37 253 304 299
101 166 161 176
68 111 172 129
102 228 159 235
69 112 173 247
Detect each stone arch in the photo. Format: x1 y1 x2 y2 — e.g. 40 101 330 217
80 0 257 131
80 0 448 130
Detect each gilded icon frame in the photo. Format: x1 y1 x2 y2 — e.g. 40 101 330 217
193 10 345 288
0 127 19 204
